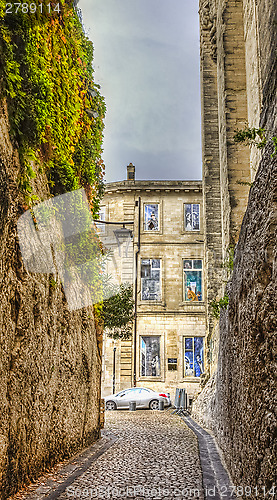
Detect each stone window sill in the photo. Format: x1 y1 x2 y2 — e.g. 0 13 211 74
138 377 164 382
180 301 204 305
138 301 165 306
181 377 201 383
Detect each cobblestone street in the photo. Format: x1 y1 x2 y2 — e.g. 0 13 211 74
15 410 237 500
58 410 205 500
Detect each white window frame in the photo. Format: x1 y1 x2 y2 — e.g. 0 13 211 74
141 258 162 301
183 259 203 302
143 203 160 232
184 203 200 231
96 206 106 234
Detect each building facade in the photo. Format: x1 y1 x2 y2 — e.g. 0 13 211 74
100 165 204 401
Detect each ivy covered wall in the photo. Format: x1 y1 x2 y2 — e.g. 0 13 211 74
0 0 105 213
0 2 105 497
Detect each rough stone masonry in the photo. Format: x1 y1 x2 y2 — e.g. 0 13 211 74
0 98 102 498
195 0 277 496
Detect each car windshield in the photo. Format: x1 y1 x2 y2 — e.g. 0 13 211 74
115 387 155 397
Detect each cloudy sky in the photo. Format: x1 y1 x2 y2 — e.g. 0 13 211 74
78 0 201 183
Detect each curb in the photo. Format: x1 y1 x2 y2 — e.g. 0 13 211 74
182 416 236 500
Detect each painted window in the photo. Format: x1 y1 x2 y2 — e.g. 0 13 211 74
144 204 159 231
141 336 161 377
184 337 204 377
184 204 200 231
96 206 106 233
141 259 161 301
183 259 202 301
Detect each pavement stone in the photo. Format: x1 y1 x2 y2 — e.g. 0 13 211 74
52 410 204 500
10 409 236 500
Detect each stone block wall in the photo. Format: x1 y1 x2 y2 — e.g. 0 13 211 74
199 0 224 375
214 142 277 494
197 0 277 493
0 101 102 498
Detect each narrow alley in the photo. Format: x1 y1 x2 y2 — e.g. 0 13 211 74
15 410 237 500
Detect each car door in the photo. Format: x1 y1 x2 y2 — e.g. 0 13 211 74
117 388 143 408
124 388 143 407
116 389 134 408
138 388 152 408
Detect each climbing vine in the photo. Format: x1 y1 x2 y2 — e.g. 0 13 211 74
210 294 229 320
0 0 106 213
234 126 277 158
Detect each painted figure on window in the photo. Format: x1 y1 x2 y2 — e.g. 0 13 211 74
185 212 192 231
147 212 158 230
151 355 160 376
195 354 204 376
185 356 194 376
187 287 198 301
141 336 160 377
142 286 150 300
184 260 192 269
185 204 200 231
196 291 202 301
145 204 159 231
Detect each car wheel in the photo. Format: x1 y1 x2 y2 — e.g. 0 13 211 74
106 400 116 411
149 399 159 410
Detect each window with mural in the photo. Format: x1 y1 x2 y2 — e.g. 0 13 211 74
95 206 106 234
141 336 161 377
144 204 159 231
141 259 161 301
184 337 204 377
183 259 202 301
184 204 200 231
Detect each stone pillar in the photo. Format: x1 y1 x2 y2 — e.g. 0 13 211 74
199 0 223 375
216 0 251 252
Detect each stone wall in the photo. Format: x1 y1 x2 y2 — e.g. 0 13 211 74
199 0 223 375
0 101 102 498
197 0 277 494
214 142 276 494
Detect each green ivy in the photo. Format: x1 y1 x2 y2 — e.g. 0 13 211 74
234 127 277 158
0 0 105 214
210 295 229 320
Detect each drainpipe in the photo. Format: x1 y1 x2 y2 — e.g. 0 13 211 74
133 197 141 387
113 346 116 394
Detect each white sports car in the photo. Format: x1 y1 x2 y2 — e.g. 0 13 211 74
105 387 171 410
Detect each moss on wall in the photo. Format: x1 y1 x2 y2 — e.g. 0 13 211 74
0 3 105 497
0 0 105 213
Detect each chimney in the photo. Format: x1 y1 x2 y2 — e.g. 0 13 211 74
127 163 135 181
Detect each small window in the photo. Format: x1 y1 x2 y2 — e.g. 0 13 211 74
141 336 161 377
184 337 204 377
141 259 161 301
183 259 203 301
144 204 159 231
96 207 106 234
185 204 200 231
